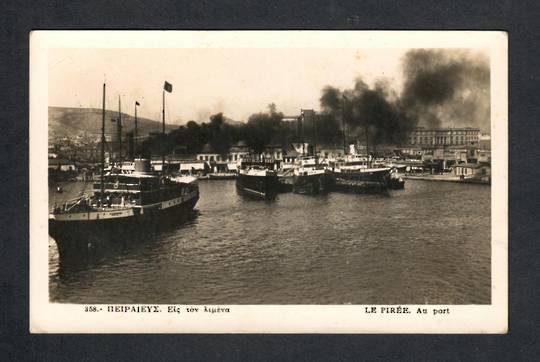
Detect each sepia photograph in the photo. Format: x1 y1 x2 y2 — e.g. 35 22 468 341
30 31 507 333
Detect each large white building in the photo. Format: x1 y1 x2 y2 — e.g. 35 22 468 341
408 127 480 147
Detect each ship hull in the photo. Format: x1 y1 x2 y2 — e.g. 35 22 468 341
208 173 237 180
330 168 390 193
388 176 405 190
236 173 279 199
293 173 333 194
49 194 199 258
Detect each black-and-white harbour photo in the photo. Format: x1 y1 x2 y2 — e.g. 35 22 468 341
44 34 495 308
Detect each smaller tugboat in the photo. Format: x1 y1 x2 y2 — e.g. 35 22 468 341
384 163 406 190
236 157 279 199
292 156 332 194
388 169 405 190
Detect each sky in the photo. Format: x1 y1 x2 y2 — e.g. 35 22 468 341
48 48 407 124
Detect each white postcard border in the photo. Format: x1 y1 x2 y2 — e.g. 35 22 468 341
30 31 507 333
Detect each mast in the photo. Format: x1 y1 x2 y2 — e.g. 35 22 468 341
100 83 106 204
161 81 172 173
313 111 317 156
342 95 347 154
365 124 369 155
365 123 370 166
300 109 305 156
118 95 122 166
134 101 138 157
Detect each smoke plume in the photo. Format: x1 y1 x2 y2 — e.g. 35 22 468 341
320 79 413 145
401 49 490 130
319 49 490 147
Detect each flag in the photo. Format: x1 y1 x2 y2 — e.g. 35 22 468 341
135 101 140 106
164 81 173 93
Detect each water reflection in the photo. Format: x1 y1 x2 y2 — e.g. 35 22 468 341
52 210 200 275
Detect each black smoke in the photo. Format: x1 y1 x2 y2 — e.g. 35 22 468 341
401 49 490 130
320 80 413 146
319 49 490 147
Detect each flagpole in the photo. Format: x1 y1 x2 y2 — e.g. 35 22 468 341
100 83 106 205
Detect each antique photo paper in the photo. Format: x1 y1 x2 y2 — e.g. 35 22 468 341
30 31 507 333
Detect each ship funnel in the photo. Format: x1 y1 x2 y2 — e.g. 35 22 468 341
134 158 152 174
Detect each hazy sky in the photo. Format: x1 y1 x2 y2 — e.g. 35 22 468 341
49 48 407 124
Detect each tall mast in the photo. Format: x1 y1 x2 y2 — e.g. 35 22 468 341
100 83 106 204
134 101 138 157
365 124 369 156
161 81 173 173
118 95 122 166
313 111 317 156
342 95 347 154
300 109 305 156
162 89 165 174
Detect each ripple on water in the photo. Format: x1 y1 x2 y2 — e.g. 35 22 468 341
49 180 491 304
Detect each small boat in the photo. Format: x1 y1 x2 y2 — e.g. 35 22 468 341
388 175 405 190
56 186 63 193
236 157 279 199
388 167 406 190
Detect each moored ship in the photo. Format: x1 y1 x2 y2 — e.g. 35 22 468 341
236 157 279 199
329 152 391 192
49 82 199 257
49 159 199 257
292 156 333 194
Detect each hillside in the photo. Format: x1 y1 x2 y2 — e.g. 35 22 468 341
48 107 176 139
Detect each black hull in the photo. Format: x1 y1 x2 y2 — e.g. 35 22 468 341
236 174 279 199
208 173 237 180
277 176 294 193
293 173 333 194
49 195 199 258
331 169 390 193
388 177 405 190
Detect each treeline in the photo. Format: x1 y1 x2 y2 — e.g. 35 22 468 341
138 104 344 157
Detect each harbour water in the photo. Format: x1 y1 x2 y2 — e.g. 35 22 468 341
49 180 491 304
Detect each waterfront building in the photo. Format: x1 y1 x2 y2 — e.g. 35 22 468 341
478 133 491 164
179 161 208 176
195 141 251 163
453 163 491 179
408 127 480 147
261 144 284 161
228 140 250 162
317 145 346 161
282 146 299 163
196 143 222 162
48 158 76 172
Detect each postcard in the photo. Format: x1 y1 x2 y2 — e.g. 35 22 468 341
30 30 507 333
